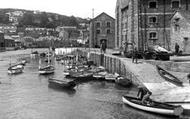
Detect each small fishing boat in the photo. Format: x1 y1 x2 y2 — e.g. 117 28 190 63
105 73 119 82
93 71 107 80
39 65 55 74
8 65 23 74
8 57 24 75
48 78 76 89
39 51 55 75
72 71 93 83
156 65 183 86
122 95 183 116
8 67 23 74
115 76 132 87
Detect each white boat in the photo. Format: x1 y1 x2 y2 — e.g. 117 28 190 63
105 73 119 82
39 65 55 74
8 57 23 75
39 51 55 75
8 67 23 74
122 95 183 116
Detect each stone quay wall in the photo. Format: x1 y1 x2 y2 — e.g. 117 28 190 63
89 52 142 86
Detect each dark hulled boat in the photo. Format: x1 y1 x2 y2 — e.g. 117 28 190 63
115 76 132 87
156 65 183 86
48 78 76 89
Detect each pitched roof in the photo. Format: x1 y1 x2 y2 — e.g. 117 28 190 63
92 12 115 21
172 10 190 24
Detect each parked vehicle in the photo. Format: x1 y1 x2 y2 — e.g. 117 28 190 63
143 45 171 61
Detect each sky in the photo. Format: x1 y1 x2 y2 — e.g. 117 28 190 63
0 0 117 18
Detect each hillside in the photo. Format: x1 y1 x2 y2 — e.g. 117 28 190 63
0 8 89 28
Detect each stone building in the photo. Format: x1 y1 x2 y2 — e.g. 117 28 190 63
116 0 190 52
90 12 115 48
171 11 190 53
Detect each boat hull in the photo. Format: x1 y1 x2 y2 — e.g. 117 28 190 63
8 68 23 74
122 96 183 116
48 78 76 89
39 70 54 74
156 65 183 86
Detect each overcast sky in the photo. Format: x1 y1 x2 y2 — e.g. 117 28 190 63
0 0 116 18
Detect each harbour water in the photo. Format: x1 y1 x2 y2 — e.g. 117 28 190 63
0 49 180 119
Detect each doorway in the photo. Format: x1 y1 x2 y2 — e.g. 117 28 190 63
183 37 190 53
100 39 107 48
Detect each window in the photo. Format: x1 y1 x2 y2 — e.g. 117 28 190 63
96 29 100 34
149 16 157 24
149 1 157 9
96 22 101 27
107 29 111 34
174 24 180 31
149 32 157 40
106 21 111 27
173 18 180 31
172 0 180 9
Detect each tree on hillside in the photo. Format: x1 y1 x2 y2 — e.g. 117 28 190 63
0 13 9 24
19 12 34 26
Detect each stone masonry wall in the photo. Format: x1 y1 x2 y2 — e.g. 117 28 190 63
89 52 142 86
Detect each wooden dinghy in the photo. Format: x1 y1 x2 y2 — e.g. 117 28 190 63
8 66 23 74
48 78 76 89
122 95 183 116
39 65 55 75
93 71 107 80
156 65 183 86
115 76 132 87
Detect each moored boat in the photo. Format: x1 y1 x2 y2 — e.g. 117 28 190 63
8 67 23 74
156 65 183 86
105 73 119 82
48 78 76 89
72 72 93 83
8 57 24 75
122 95 183 116
115 76 132 87
93 71 107 80
39 65 55 75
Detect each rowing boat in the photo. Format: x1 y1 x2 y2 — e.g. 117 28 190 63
48 78 76 89
122 95 183 116
156 65 183 86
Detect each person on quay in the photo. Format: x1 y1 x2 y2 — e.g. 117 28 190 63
132 45 138 64
187 73 190 84
102 40 107 53
175 43 180 55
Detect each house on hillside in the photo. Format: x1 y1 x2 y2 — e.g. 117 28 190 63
89 12 115 48
171 11 190 53
4 35 15 47
56 26 78 40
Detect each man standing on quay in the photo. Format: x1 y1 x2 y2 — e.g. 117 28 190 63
132 45 138 64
